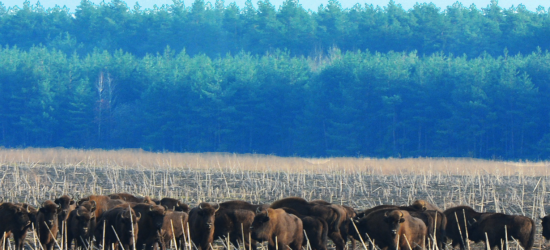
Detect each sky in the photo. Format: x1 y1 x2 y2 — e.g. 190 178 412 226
0 0 547 12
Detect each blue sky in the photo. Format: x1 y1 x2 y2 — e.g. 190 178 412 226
0 0 547 12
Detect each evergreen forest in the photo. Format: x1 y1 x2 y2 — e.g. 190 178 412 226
1 0 550 159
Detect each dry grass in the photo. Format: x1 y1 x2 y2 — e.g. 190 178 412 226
0 148 548 176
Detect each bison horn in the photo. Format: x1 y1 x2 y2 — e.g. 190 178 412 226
400 212 404 218
149 206 153 212
256 207 261 214
136 212 142 220
76 209 81 217
26 206 30 213
215 204 220 212
199 204 203 210
266 209 269 217
384 212 388 217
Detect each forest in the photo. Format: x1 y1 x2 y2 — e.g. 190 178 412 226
0 0 550 159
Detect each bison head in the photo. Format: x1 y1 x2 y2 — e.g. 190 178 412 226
117 207 141 242
196 202 218 229
384 210 406 236
40 200 61 227
75 206 96 234
148 205 167 230
250 208 273 242
410 200 427 211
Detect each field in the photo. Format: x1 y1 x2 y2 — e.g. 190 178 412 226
1 148 549 250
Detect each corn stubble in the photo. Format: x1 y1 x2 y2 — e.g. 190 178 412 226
0 148 549 250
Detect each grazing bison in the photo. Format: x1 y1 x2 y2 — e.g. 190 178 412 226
160 198 190 213
353 208 427 250
468 213 535 250
67 201 97 250
214 208 257 250
443 206 486 250
130 204 167 250
410 200 442 212
36 200 62 250
0 203 34 250
271 197 345 250
94 206 141 250
250 208 303 250
189 203 219 250
160 210 189 250
281 207 328 250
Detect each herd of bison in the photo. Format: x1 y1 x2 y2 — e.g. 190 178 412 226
0 193 547 250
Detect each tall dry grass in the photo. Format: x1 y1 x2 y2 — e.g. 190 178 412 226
0 148 548 176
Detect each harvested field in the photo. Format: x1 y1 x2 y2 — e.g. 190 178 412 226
1 148 550 250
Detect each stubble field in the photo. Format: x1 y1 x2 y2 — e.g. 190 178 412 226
1 148 549 250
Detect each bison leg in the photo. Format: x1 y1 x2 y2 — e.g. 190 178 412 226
329 232 346 250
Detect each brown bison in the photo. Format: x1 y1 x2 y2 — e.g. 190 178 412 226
108 193 146 203
468 213 535 250
270 197 344 250
410 200 442 212
160 210 189 250
36 200 62 250
214 208 257 250
130 204 167 250
79 195 128 219
67 201 97 250
280 207 328 250
250 208 303 250
310 200 356 250
160 198 190 213
443 206 486 250
0 202 34 250
94 206 141 250
189 202 219 250
353 208 427 250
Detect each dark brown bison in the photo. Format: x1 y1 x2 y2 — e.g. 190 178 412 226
270 197 344 250
468 213 535 250
353 208 427 250
541 215 550 240
67 201 97 250
160 210 189 250
250 208 303 250
214 208 257 250
55 195 76 233
36 200 62 250
94 206 141 250
280 207 328 250
160 198 190 213
310 201 356 250
410 200 442 212
0 202 34 250
443 206 486 250
189 202 219 250
129 204 167 250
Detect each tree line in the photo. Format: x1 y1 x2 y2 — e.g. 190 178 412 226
0 0 549 58
1 45 549 159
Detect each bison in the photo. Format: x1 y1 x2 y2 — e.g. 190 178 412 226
36 200 62 250
468 213 535 250
79 195 129 219
55 195 77 234
280 207 328 250
160 210 189 250
353 208 427 250
0 202 34 250
94 206 141 250
443 206 486 250
160 198 190 213
189 202 219 250
129 204 167 250
270 197 345 250
67 201 97 250
214 208 257 250
250 208 303 250
410 200 442 212
541 215 550 240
